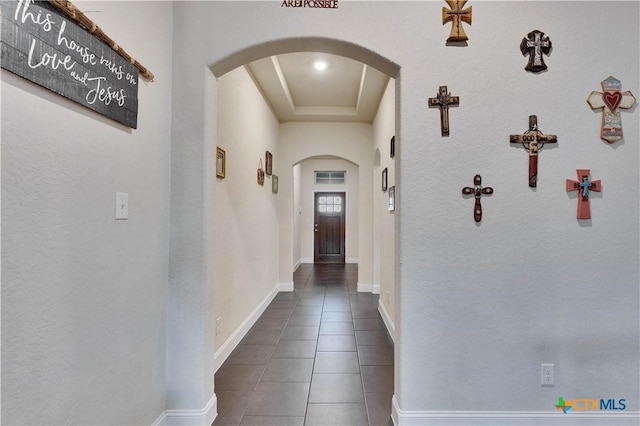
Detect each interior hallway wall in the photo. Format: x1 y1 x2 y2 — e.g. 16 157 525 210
214 66 280 357
1 1 173 424
278 122 374 288
372 79 396 334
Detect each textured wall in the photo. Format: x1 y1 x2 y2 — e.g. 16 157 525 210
1 1 173 424
172 1 639 420
214 66 280 352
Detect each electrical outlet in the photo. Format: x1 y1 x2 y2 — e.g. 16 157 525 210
216 317 222 336
541 364 554 386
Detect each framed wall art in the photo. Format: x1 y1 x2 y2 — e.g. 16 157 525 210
390 136 395 158
257 159 265 186
388 186 395 212
216 147 226 179
382 168 388 192
265 151 273 176
272 175 279 194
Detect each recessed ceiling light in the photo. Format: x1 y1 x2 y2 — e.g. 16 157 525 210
313 60 327 71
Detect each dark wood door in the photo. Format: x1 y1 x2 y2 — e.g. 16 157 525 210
314 192 346 263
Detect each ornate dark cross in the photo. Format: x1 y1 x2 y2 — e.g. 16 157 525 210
442 0 472 43
462 174 493 223
428 86 459 137
566 169 601 219
520 30 552 73
510 115 557 188
587 76 637 144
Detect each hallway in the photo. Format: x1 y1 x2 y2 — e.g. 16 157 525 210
213 264 394 426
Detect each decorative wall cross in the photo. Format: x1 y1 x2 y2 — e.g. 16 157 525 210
462 175 493 222
587 76 637 144
442 0 472 43
510 115 557 188
566 169 601 219
428 86 459 137
520 30 552 73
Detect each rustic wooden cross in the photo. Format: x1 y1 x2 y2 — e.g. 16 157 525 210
442 0 472 43
510 115 557 188
520 30 552 73
428 86 459 137
587 76 636 144
566 169 601 219
462 174 493 223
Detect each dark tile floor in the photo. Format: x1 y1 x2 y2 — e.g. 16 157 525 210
213 263 394 426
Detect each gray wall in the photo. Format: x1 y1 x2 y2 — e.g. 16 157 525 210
1 1 173 424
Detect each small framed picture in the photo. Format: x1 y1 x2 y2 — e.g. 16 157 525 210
257 159 265 186
388 186 395 212
216 147 226 179
382 168 388 192
272 175 279 194
390 136 395 158
265 151 273 176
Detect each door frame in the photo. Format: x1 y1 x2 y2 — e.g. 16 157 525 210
313 190 347 263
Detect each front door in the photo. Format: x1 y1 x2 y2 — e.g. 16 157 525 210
314 192 346 263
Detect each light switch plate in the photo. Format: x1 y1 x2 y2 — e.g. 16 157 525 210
115 193 129 220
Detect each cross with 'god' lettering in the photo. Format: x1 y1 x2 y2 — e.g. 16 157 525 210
428 85 459 137
442 0 472 43
510 115 557 188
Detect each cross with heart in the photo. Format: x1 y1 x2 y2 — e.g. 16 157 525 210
587 76 636 144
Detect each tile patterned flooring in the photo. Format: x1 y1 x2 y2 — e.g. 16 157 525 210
213 263 394 426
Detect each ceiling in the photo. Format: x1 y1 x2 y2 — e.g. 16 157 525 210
245 52 390 123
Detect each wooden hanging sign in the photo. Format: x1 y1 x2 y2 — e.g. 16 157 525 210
442 0 472 43
0 0 140 128
587 76 636 144
510 115 557 188
462 174 493 222
566 169 601 219
428 85 459 137
520 30 551 73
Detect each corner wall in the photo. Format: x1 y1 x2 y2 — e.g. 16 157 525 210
1 1 174 424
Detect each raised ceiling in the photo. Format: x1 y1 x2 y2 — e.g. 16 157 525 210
246 52 390 123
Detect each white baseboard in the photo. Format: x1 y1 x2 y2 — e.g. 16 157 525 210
293 258 302 271
279 282 294 292
301 257 313 264
154 394 217 426
357 282 380 294
391 397 639 426
346 257 359 264
214 283 281 372
357 282 373 292
378 299 395 343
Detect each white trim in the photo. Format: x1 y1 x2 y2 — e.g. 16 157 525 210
391 398 639 426
214 283 280 372
293 258 302 271
154 395 217 426
278 282 294 292
378 298 395 343
357 282 379 294
301 257 313 264
357 282 373 293
346 257 359 264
